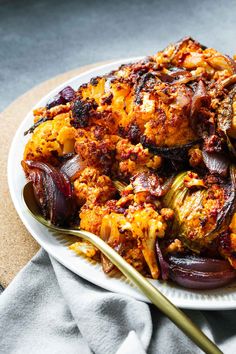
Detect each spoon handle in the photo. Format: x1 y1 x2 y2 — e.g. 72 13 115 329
55 227 221 354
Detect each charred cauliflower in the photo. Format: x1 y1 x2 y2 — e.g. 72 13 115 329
22 38 236 286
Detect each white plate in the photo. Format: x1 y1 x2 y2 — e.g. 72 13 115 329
8 58 236 310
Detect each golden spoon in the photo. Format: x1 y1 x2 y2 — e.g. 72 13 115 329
23 182 222 354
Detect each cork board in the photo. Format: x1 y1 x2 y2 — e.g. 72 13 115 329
0 61 110 288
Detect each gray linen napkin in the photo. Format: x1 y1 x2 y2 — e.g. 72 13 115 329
0 249 235 354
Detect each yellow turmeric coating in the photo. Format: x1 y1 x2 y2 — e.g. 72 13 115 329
116 139 162 177
24 112 77 162
22 37 236 279
98 204 169 279
73 167 116 205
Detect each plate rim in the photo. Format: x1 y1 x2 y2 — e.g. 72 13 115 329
7 58 236 310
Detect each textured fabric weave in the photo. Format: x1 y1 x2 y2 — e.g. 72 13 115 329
0 249 235 354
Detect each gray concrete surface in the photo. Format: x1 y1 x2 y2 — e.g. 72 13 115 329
0 0 236 112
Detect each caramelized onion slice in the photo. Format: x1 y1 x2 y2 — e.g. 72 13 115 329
191 80 210 118
169 265 236 290
131 172 163 196
202 150 229 177
207 54 236 74
156 239 169 280
167 254 236 289
22 160 76 226
23 160 73 197
146 141 200 161
46 86 75 109
168 254 233 272
60 154 86 181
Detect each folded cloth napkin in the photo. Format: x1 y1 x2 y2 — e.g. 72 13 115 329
0 249 236 354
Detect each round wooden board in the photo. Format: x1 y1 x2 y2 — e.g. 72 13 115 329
0 61 111 288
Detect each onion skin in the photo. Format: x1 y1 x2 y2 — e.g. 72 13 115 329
22 160 76 226
157 69 191 84
145 140 200 161
156 239 169 280
168 255 233 272
215 165 236 234
167 255 236 289
59 86 76 102
202 150 229 177
60 154 86 181
169 265 236 290
23 160 73 197
46 93 65 109
131 172 163 197
191 80 210 119
46 86 75 109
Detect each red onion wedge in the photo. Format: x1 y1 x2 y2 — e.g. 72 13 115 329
169 266 236 290
46 86 76 109
167 254 236 289
156 239 169 280
60 154 86 181
144 140 200 161
168 255 233 272
23 160 73 196
202 150 229 177
22 160 76 226
190 80 210 118
131 172 163 197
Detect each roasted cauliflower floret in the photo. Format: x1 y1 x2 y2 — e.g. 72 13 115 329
24 112 77 163
71 70 198 148
73 171 173 278
70 37 235 153
79 203 111 235
73 167 116 205
22 37 236 283
74 127 119 175
142 83 196 147
116 139 162 177
99 204 169 279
